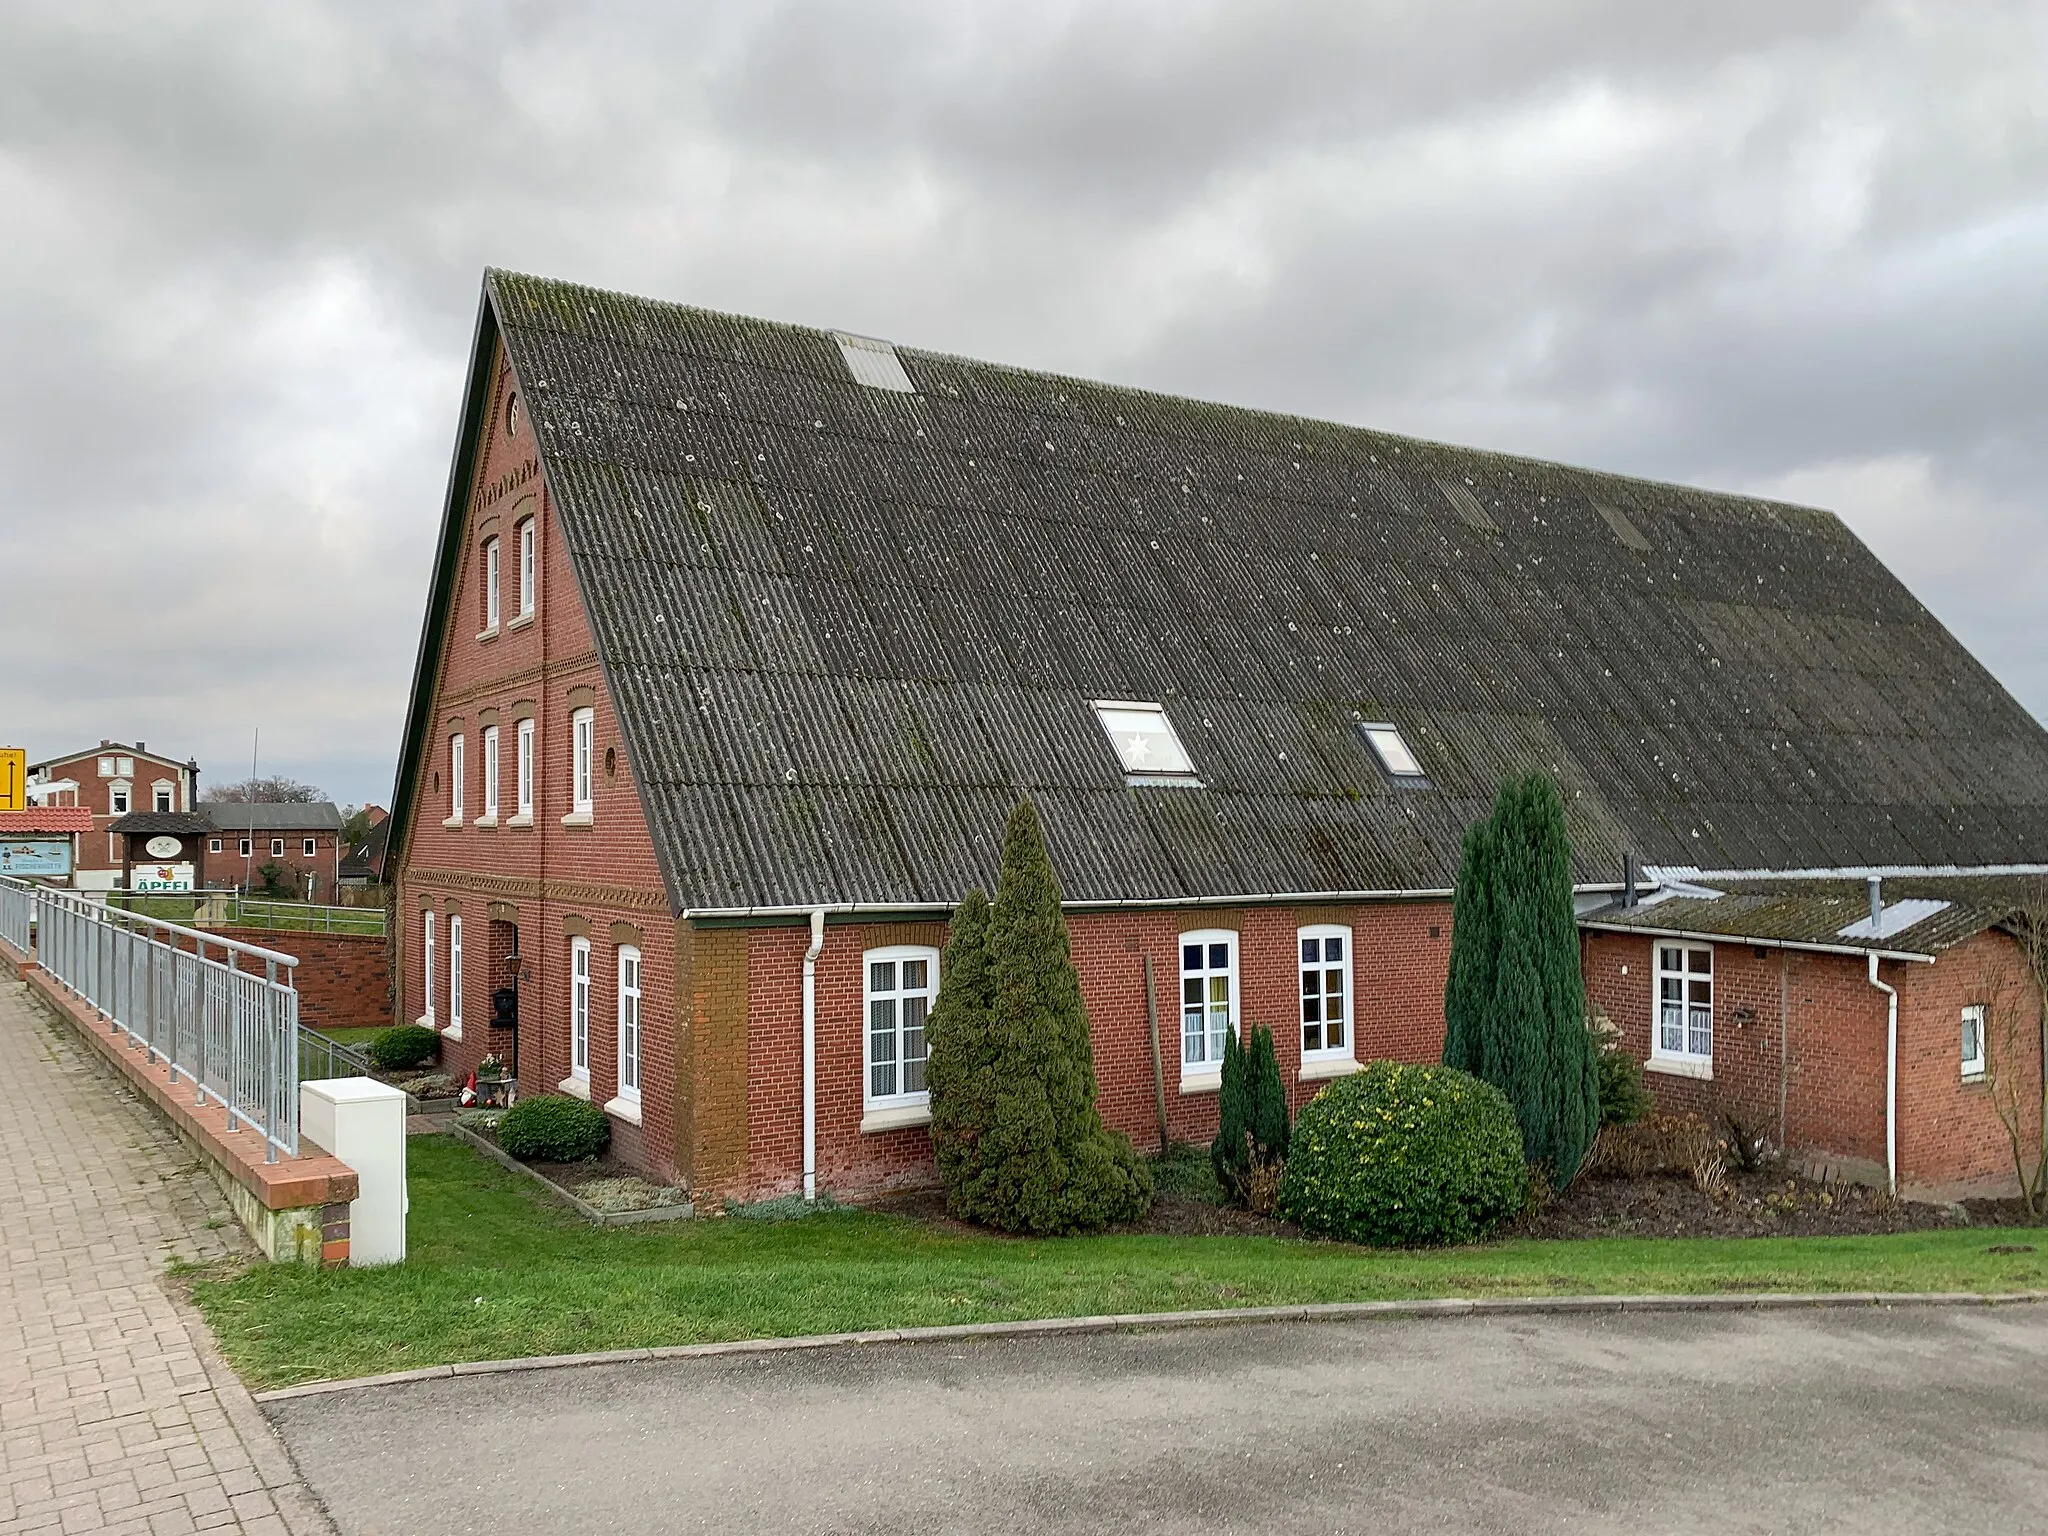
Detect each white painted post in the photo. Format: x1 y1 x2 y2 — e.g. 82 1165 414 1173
299 1078 408 1265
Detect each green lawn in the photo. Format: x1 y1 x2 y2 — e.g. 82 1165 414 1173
186 1137 2048 1391
308 1026 386 1050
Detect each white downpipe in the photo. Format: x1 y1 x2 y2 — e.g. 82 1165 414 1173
802 907 826 1203
1868 951 1898 1193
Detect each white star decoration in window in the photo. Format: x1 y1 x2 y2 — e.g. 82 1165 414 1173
1094 702 1196 778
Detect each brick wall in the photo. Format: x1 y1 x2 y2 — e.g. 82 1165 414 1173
1583 928 2042 1193
714 900 1455 1203
33 749 193 875
208 927 393 1036
1895 931 2042 1195
391 340 676 1177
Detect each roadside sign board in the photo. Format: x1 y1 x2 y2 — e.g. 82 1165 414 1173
0 839 71 876
0 748 24 812
130 863 195 893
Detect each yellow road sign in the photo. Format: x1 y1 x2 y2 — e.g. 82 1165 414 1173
0 749 24 812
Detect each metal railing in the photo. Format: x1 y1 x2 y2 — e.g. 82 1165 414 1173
300 1027 375 1084
8 877 303 1159
106 889 386 937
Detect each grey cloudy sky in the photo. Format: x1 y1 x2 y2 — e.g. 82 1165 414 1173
2 1 2043 808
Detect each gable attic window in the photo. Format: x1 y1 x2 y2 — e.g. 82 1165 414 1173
1094 701 1198 783
1359 722 1426 782
834 332 915 393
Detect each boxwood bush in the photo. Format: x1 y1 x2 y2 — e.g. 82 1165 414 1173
496 1095 611 1163
367 1024 439 1071
1277 1061 1526 1247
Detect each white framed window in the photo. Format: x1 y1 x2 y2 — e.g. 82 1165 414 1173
1654 944 1713 1065
1093 699 1197 781
209 838 222 854
569 937 591 1080
616 945 642 1100
238 837 252 858
570 708 594 815
1359 722 1426 779
865 946 937 1109
97 756 114 777
270 838 284 858
450 734 465 820
302 837 316 857
517 518 536 617
483 538 501 631
116 756 133 777
1180 930 1238 1071
448 914 463 1034
109 783 130 815
1961 1004 1987 1080
1299 924 1353 1060
152 782 174 813
108 833 120 862
421 910 436 1026
516 719 535 818
482 725 500 819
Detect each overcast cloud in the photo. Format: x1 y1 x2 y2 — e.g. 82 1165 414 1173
1 0 2043 808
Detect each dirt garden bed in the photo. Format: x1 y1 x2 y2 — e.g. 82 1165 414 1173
450 1113 693 1224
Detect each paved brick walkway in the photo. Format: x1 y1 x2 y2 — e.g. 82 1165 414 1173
0 977 331 1535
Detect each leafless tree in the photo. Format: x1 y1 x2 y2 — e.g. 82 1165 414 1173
1985 893 2048 1217
201 774 327 804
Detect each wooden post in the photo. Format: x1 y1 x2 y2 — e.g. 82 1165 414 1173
1144 954 1169 1155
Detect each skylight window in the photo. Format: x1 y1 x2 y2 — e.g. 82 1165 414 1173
834 333 915 393
1360 722 1425 779
1094 701 1197 781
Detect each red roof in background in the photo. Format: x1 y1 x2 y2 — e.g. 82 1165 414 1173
0 808 92 834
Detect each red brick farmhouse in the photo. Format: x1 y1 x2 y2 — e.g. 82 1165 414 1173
387 270 2048 1205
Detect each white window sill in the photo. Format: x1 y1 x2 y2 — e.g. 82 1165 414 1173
507 612 536 632
1962 1070 1987 1085
506 813 533 828
1299 1055 1360 1082
558 1075 590 1100
472 814 499 829
414 1014 436 1031
603 1095 642 1125
860 1101 932 1134
1179 1069 1222 1096
442 815 464 829
1647 1055 1711 1081
441 1023 462 1042
476 625 500 643
561 810 594 828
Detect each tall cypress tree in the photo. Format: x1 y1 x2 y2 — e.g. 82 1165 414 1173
925 888 996 1209
1209 1024 1253 1196
953 798 1152 1234
1442 772 1599 1184
1247 1024 1290 1164
1442 815 1498 1076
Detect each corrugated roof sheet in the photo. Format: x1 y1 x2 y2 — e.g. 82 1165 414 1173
201 803 344 832
474 270 2048 912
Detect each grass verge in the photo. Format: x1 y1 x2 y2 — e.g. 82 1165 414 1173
188 1136 2048 1391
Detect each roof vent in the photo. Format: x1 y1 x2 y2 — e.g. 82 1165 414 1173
1436 478 1497 532
1594 502 1651 552
834 333 915 393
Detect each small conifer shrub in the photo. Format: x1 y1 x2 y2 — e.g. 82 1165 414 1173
1211 1024 1291 1205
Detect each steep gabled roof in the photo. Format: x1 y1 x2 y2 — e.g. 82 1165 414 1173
390 270 2048 915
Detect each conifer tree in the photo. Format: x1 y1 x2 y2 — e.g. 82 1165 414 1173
1441 773 1599 1183
946 799 1152 1233
925 888 996 1205
1210 1024 1253 1196
1247 1024 1290 1165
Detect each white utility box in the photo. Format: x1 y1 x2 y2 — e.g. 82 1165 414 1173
300 1077 408 1266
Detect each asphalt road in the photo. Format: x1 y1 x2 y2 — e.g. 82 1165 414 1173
269 1307 2048 1535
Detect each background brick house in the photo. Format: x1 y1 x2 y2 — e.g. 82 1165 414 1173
385 271 2048 1206
26 741 198 890
202 803 347 902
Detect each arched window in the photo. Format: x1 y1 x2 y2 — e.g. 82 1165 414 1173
568 936 591 1083
448 914 463 1036
421 911 436 1028
864 946 938 1114
616 945 642 1102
